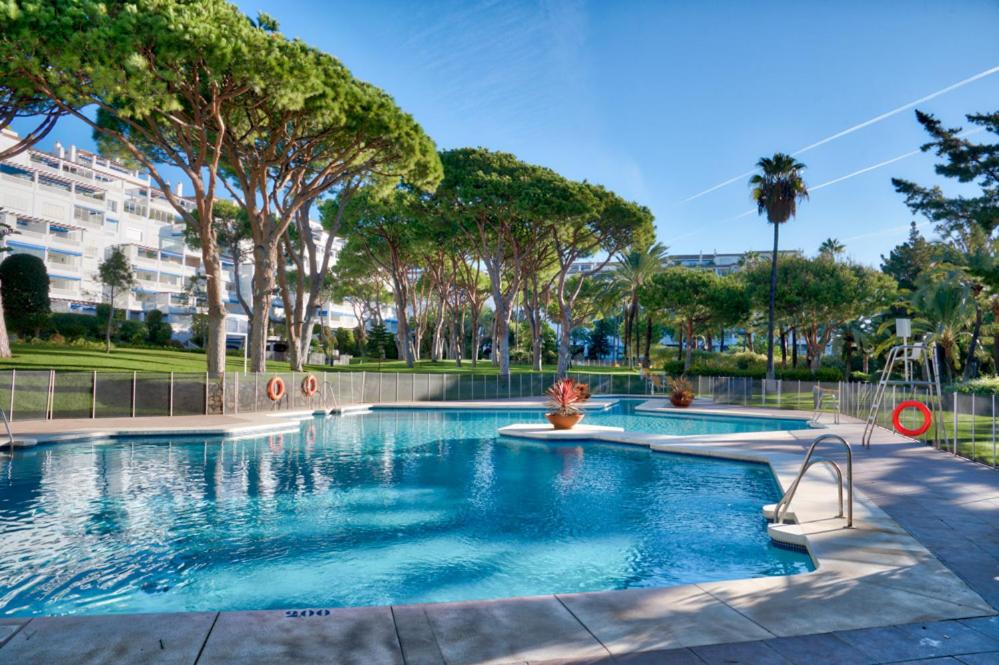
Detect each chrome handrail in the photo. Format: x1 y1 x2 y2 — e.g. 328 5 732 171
773 433 853 528
0 406 13 449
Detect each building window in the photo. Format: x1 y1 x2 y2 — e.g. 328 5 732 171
73 205 104 226
124 198 148 217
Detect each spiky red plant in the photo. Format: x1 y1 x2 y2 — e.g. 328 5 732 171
546 378 582 416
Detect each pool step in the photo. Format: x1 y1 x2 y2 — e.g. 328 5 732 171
768 522 809 549
762 502 798 523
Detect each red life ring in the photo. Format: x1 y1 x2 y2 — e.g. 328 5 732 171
266 377 286 402
892 400 932 437
302 374 318 397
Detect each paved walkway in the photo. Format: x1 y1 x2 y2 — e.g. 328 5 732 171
1 405 998 664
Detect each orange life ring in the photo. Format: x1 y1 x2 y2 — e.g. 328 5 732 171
892 400 932 437
302 374 318 397
266 377 286 402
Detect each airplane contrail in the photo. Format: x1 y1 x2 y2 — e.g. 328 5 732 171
681 64 999 203
690 126 986 236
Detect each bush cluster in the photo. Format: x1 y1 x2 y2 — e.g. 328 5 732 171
660 349 844 381
17 307 177 349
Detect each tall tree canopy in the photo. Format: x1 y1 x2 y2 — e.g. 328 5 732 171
4 0 280 376
218 30 441 371
744 255 896 371
750 152 809 380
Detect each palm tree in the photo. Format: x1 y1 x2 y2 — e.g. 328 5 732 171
615 243 669 366
750 153 809 380
819 237 845 260
908 272 974 382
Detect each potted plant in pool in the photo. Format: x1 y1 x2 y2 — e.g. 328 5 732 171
669 376 695 408
546 378 584 430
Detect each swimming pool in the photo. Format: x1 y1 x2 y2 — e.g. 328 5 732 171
0 404 813 617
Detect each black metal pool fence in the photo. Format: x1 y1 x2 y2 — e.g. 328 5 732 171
0 370 994 468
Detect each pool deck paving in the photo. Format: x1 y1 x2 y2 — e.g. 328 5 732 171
1 398 998 664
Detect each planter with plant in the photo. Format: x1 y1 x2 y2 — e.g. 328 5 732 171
546 378 584 430
669 376 695 408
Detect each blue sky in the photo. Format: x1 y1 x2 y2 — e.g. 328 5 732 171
16 0 999 266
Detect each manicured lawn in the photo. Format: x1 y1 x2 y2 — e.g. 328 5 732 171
325 359 639 375
0 345 278 373
0 345 640 376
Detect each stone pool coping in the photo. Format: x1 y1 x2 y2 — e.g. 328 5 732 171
0 399 995 664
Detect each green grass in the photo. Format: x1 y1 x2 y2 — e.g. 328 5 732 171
0 344 640 376
328 358 638 375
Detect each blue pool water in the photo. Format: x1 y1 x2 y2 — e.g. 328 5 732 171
0 402 813 617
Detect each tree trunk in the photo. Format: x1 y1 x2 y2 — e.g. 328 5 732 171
105 285 115 353
494 300 511 376
470 307 480 367
201 233 228 378
643 315 653 369
766 222 780 380
963 304 983 381
277 251 301 371
0 289 10 358
779 327 787 369
684 320 694 371
248 243 278 373
791 327 798 368
431 305 446 362
393 288 413 368
557 308 573 378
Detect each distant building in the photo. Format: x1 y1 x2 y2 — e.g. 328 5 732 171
668 250 801 275
0 129 365 343
569 250 802 278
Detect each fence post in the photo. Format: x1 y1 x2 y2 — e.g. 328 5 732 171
953 393 958 454
131 371 137 418
762 379 766 407
90 370 96 419
992 394 996 469
972 393 976 461
47 370 54 420
254 372 259 412
9 368 14 421
169 372 174 417
234 372 239 414
204 371 209 415
443 373 448 401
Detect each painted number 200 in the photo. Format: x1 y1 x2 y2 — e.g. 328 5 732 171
284 609 331 618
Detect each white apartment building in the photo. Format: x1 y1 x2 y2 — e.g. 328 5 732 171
0 129 360 343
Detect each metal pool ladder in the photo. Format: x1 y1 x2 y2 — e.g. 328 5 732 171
772 433 853 528
0 406 13 449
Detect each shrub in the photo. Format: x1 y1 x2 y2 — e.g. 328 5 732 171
116 320 146 345
0 253 51 336
48 333 66 345
50 312 102 340
953 378 999 396
144 310 173 346
662 359 842 381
